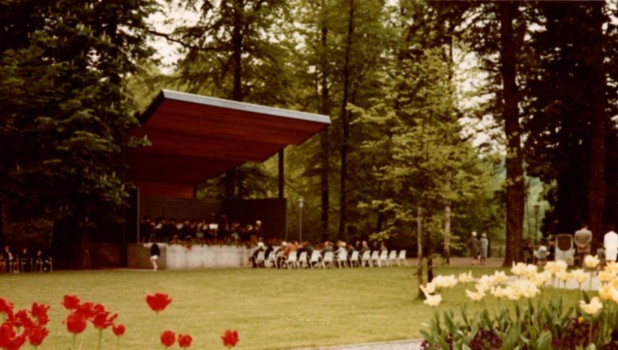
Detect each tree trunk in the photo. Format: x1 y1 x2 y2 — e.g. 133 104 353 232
338 0 355 239
416 205 424 298
444 204 451 264
79 229 92 269
586 3 606 249
231 0 243 102
225 0 245 200
319 5 331 237
500 1 525 266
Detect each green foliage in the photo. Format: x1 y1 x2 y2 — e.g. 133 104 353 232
521 1 618 235
353 47 498 247
0 0 156 227
168 0 292 103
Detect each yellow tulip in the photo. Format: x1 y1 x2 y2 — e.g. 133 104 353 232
465 287 485 301
579 297 603 316
511 262 528 276
492 271 509 285
458 271 475 283
598 270 615 284
571 269 590 285
584 255 600 270
424 294 442 307
598 285 612 301
420 282 436 296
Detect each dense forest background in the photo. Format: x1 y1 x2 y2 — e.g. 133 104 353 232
1 0 618 267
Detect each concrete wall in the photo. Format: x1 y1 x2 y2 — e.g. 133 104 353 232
128 243 252 270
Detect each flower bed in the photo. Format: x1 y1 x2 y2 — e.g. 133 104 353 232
420 258 618 349
0 292 238 349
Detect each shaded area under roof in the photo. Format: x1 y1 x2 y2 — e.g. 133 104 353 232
126 90 330 198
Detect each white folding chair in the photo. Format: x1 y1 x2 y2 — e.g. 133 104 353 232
370 251 380 267
361 251 371 267
397 250 407 266
255 251 265 268
388 250 398 266
336 251 348 268
379 250 389 267
309 250 323 268
298 251 309 269
286 251 298 269
323 251 334 268
349 251 360 267
265 251 277 268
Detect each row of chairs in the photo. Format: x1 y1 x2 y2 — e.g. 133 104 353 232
0 258 53 273
255 250 407 269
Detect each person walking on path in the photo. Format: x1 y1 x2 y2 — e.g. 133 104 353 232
469 232 480 265
480 233 489 265
574 223 592 267
150 237 161 271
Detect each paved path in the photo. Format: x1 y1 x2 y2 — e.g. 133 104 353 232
292 339 423 350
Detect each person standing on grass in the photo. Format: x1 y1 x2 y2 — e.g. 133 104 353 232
603 225 618 262
480 233 489 265
469 232 480 265
150 237 161 271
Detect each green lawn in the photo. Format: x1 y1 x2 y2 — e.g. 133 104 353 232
1 266 582 349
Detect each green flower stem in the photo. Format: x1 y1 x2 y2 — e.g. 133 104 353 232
579 283 584 300
97 329 103 350
589 319 593 347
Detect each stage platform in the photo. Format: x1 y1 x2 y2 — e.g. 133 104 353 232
128 243 252 269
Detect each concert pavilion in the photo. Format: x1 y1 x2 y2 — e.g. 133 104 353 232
120 90 330 269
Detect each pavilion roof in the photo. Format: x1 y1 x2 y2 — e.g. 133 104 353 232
126 90 330 197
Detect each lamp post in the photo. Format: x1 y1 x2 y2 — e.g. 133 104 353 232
298 198 304 242
533 204 540 240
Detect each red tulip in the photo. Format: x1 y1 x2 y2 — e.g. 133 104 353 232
75 302 96 319
0 322 27 350
65 311 87 334
0 298 13 316
26 325 49 346
30 302 50 326
0 322 14 348
178 333 193 348
146 292 172 313
10 309 34 329
92 310 117 330
112 324 126 336
61 295 80 310
221 329 239 348
160 330 176 348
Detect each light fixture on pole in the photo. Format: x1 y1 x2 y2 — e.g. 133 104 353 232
298 198 304 242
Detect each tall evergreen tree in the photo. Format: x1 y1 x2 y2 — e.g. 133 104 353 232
0 0 156 267
160 0 292 200
523 2 618 246
438 0 528 265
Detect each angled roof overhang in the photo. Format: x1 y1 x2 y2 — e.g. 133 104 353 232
126 90 330 198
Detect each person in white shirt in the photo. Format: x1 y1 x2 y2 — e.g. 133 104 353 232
603 225 618 262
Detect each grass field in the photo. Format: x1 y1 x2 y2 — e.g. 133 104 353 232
1 265 582 349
